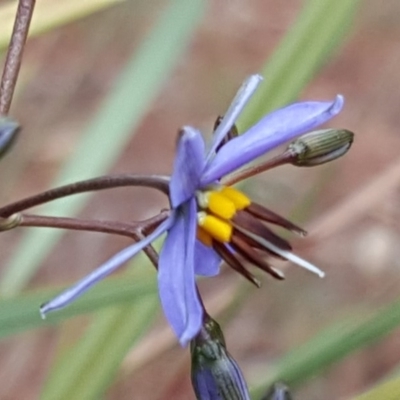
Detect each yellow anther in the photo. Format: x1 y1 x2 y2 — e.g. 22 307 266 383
197 212 232 243
197 227 213 247
206 191 236 220
220 186 251 210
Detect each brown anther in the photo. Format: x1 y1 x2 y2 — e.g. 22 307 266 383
232 210 292 252
213 241 261 287
246 202 307 236
230 234 285 280
213 115 239 152
232 228 285 261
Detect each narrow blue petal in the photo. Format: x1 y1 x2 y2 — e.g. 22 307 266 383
194 240 221 277
206 74 263 161
158 198 203 346
170 126 206 208
40 215 175 317
201 95 344 185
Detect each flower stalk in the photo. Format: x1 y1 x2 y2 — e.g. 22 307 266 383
0 0 36 115
0 174 169 218
225 128 354 185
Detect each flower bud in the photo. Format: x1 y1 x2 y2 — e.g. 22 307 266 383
191 316 250 400
0 117 20 159
287 128 353 167
262 383 293 400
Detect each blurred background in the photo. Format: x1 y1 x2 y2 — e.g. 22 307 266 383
1 0 400 399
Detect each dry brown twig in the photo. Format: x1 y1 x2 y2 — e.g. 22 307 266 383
0 0 36 116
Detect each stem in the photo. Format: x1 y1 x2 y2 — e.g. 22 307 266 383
0 174 170 217
20 214 144 237
18 210 169 267
223 150 294 186
0 0 36 115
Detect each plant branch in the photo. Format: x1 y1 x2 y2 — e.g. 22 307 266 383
0 174 170 217
223 151 293 186
0 0 36 115
15 210 169 267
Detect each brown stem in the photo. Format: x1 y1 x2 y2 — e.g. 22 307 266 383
223 150 295 186
0 0 36 115
18 210 169 267
20 214 145 237
0 174 170 217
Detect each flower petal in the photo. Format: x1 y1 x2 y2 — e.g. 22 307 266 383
158 198 203 345
40 215 175 317
194 240 221 277
170 126 206 208
206 74 263 160
201 95 344 184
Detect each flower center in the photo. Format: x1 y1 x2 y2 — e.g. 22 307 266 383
196 186 251 245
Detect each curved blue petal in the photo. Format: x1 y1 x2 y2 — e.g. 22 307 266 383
40 215 175 317
201 95 344 185
194 240 221 277
170 126 206 208
158 198 203 346
206 74 263 161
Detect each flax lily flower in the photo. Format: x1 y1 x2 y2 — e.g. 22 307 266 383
41 74 344 346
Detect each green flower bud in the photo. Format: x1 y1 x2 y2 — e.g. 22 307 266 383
288 128 353 167
191 316 250 400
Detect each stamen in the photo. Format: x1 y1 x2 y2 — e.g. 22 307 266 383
232 211 292 251
232 228 284 260
220 186 251 210
197 212 232 243
246 202 307 236
196 190 237 220
205 191 236 220
236 227 325 278
197 227 213 247
213 116 239 152
213 241 261 287
230 234 285 280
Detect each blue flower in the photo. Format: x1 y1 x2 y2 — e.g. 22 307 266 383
41 75 344 346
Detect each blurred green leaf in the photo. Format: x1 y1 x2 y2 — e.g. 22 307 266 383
0 274 156 339
41 298 158 400
1 0 206 295
251 298 400 397
352 376 400 400
238 0 361 131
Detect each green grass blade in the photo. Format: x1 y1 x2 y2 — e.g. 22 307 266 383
41 298 159 400
251 298 400 397
238 0 361 132
0 274 156 339
1 0 205 295
352 376 400 400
